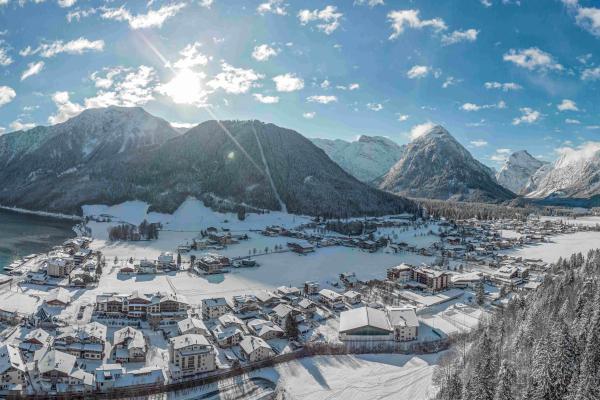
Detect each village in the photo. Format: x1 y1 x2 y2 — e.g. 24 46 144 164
0 204 597 398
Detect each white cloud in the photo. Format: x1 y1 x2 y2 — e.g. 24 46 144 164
58 0 76 7
170 121 196 130
199 0 213 8
441 29 479 45
574 7 600 37
48 91 84 124
253 93 279 104
320 80 330 89
348 83 360 90
20 61 44 81
257 0 287 15
0 86 16 107
491 148 511 163
207 62 263 94
0 43 13 66
577 53 592 64
555 142 600 166
397 114 409 121
20 37 104 58
101 3 186 29
252 44 278 62
406 65 430 79
66 8 97 23
557 99 579 112
90 66 127 89
298 5 343 35
480 0 492 7
387 9 447 40
484 81 522 91
307 95 337 104
409 122 436 141
512 107 541 125
566 118 581 124
366 102 383 111
442 76 461 88
172 42 209 69
470 140 488 147
273 73 304 92
9 119 35 131
354 0 384 7
503 47 563 71
460 100 506 111
303 111 316 119
581 66 600 81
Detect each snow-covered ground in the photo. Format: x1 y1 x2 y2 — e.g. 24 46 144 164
500 231 600 262
540 215 600 227
257 353 443 400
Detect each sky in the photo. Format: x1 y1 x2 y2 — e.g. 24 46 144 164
0 0 598 168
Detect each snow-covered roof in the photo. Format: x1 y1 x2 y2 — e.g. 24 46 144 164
387 307 419 328
319 289 343 301
170 334 210 350
46 287 71 305
34 348 76 375
0 344 26 374
113 326 145 349
339 306 392 333
240 336 272 355
177 317 208 334
24 328 53 345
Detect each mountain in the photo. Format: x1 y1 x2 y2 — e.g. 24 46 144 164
495 150 547 194
311 135 405 182
0 108 415 217
379 125 515 202
525 145 600 200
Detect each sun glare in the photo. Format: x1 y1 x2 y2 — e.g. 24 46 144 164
158 68 206 106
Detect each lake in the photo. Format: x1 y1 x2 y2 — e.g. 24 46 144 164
0 209 76 271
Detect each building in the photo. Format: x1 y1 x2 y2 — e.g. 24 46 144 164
157 252 174 269
339 306 393 341
112 327 147 363
211 324 244 348
46 257 72 278
95 364 165 391
319 289 345 309
169 334 216 377
0 344 27 392
196 253 230 274
270 304 298 327
387 264 414 283
201 297 231 320
344 290 362 305
304 281 320 295
178 317 210 336
34 348 94 391
20 328 53 353
247 319 284 340
451 272 483 289
239 336 275 363
136 260 156 274
412 268 449 292
287 241 315 255
146 292 189 327
387 307 419 342
55 321 107 360
45 287 72 307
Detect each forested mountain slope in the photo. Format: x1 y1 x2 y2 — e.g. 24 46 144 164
434 250 600 400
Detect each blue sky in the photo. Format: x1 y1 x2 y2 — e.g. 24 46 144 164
0 0 598 167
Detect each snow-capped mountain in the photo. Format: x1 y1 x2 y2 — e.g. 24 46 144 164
496 150 547 194
0 108 415 217
526 143 600 199
311 135 405 182
379 125 515 202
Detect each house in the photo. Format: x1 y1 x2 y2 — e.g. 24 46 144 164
247 319 284 340
276 286 301 298
119 265 135 275
339 306 393 341
270 304 297 327
319 289 345 309
45 287 71 307
157 252 174 269
297 298 317 316
211 324 244 348
34 348 94 391
0 344 27 392
239 336 275 363
196 253 230 274
136 259 157 274
287 241 315 255
73 249 91 266
55 321 107 360
21 328 53 353
169 334 216 377
95 365 165 391
344 290 362 305
112 327 147 363
255 291 280 307
201 298 231 320
387 307 419 342
232 295 260 314
303 281 320 295
178 317 210 336
218 313 245 330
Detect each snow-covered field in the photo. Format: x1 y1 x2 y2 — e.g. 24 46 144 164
500 231 600 262
257 353 443 400
540 215 600 227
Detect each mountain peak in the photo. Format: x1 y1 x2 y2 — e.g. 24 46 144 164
496 150 546 194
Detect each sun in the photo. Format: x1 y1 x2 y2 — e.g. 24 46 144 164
157 68 207 106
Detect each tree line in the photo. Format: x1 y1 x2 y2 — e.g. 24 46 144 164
108 219 160 241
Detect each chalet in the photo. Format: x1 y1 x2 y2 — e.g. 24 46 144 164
218 313 245 330
201 297 231 320
21 328 53 353
270 303 297 327
123 291 152 318
0 344 27 392
196 253 230 274
169 334 216 377
339 272 359 287
119 265 135 275
276 286 301 301
73 249 92 266
239 336 275 363
112 327 147 363
246 319 284 340
255 291 280 307
287 241 315 255
136 259 157 274
45 288 72 307
319 289 345 309
157 252 174 269
34 348 94 391
55 321 107 360
297 298 317 316
211 324 243 348
178 317 210 336
303 281 320 295
344 290 362 305
232 295 260 314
